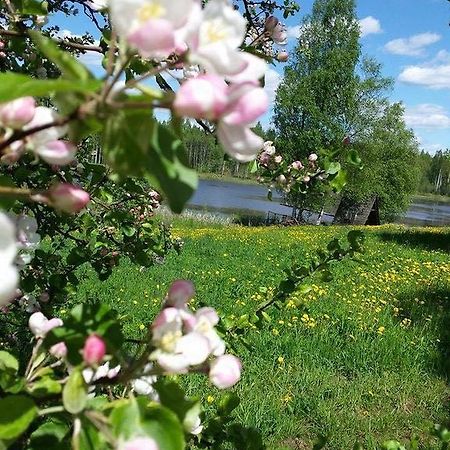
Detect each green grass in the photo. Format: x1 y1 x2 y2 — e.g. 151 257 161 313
413 193 450 203
71 223 450 449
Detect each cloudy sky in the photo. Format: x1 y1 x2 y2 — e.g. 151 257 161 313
262 0 450 154
61 0 449 154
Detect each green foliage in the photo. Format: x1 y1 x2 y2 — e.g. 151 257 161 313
110 397 185 450
0 396 37 441
0 72 101 102
103 110 198 213
63 368 88 414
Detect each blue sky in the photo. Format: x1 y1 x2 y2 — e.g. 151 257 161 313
58 0 450 154
263 0 450 154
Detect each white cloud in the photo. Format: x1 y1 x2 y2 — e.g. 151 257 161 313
405 104 450 129
286 25 302 40
264 67 282 104
78 51 103 70
398 62 450 89
384 32 441 56
358 16 382 38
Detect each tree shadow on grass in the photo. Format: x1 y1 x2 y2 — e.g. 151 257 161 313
396 287 450 380
378 229 450 253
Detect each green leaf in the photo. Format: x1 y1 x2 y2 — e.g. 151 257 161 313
0 73 101 103
0 396 37 440
217 393 240 416
0 351 19 391
29 31 93 81
103 110 197 213
347 149 362 167
13 0 47 15
28 377 62 398
329 169 347 192
63 368 87 414
29 419 70 450
110 397 184 450
154 380 199 431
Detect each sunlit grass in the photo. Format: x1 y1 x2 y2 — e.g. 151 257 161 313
73 223 450 449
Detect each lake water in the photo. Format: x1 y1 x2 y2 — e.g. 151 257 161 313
187 179 450 227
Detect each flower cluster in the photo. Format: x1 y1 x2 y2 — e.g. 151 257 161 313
0 98 74 165
151 280 241 388
257 141 323 193
0 98 91 213
108 0 269 162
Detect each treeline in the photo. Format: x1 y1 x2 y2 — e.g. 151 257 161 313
417 150 450 196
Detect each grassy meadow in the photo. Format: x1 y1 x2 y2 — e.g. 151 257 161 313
70 222 450 449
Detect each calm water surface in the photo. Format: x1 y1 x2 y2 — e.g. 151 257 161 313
187 179 450 227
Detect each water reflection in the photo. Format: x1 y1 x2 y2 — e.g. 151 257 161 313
188 180 450 227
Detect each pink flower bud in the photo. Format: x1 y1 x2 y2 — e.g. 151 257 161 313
49 183 90 213
342 136 351 146
121 437 159 450
271 23 288 45
166 280 195 309
49 342 67 358
209 355 241 389
290 161 303 170
127 19 176 58
277 174 287 185
29 312 63 338
83 334 106 366
0 97 36 129
36 140 77 166
276 50 289 62
222 83 269 126
264 16 279 32
308 153 318 162
174 74 228 121
0 41 4 50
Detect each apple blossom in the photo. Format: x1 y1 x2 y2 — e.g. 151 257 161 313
131 365 159 400
188 307 225 357
36 140 77 166
151 307 210 373
28 312 63 338
0 213 18 306
226 53 267 84
48 183 90 213
187 0 248 76
216 123 264 162
83 334 107 366
0 97 36 129
83 362 121 384
120 437 158 450
264 16 279 32
209 354 241 389
186 415 203 435
222 83 269 126
271 23 288 45
174 74 228 121
49 342 68 358
165 279 195 309
308 153 318 162
110 0 199 59
25 107 68 147
291 161 303 170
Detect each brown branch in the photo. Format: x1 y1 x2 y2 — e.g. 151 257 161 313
0 29 104 53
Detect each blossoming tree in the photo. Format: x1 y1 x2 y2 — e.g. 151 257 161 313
0 0 357 448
